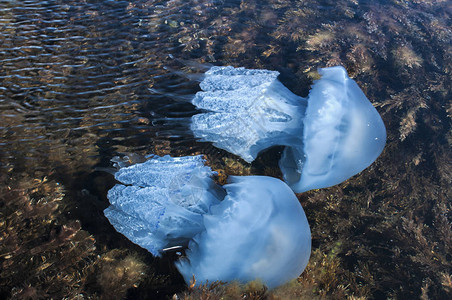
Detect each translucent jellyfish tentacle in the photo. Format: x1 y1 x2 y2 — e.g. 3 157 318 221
104 155 223 256
191 66 307 162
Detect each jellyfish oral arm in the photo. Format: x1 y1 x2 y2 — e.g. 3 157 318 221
191 66 306 162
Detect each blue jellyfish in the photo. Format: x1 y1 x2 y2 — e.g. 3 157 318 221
191 66 386 192
104 155 311 289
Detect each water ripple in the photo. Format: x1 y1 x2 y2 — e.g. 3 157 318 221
0 0 203 172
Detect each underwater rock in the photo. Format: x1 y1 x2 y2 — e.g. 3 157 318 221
104 155 311 289
191 66 386 193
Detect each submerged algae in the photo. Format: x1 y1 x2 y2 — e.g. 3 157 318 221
0 173 169 299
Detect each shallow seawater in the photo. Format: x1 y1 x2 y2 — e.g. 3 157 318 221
1 0 450 299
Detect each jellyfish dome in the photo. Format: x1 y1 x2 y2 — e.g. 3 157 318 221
104 155 311 289
176 175 311 289
191 66 386 193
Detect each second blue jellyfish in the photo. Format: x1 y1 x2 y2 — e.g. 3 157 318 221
104 155 311 289
191 66 386 193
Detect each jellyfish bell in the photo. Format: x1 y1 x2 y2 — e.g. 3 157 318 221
191 66 386 193
104 155 311 289
280 66 387 192
176 176 311 289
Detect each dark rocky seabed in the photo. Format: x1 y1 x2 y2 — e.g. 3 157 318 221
0 0 450 299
